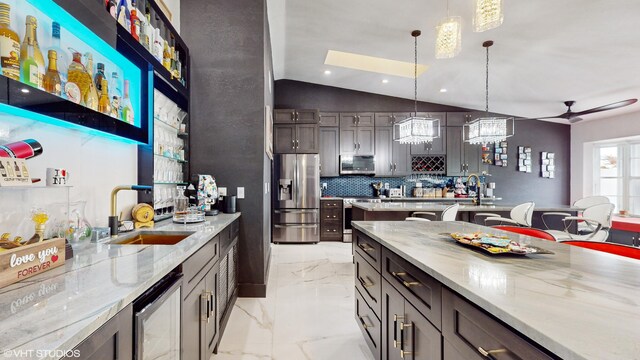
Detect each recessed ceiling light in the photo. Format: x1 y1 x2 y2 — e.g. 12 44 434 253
439 88 448 93
382 79 389 84
324 50 428 78
324 70 332 75
20 88 30 94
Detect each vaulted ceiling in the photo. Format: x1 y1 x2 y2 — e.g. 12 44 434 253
267 0 640 123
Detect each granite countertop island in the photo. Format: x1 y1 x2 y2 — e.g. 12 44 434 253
352 220 640 360
352 202 577 212
0 213 240 360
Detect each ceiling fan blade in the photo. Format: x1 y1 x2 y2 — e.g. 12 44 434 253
573 98 638 116
569 117 584 124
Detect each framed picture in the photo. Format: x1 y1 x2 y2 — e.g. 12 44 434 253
542 159 550 165
495 147 503 154
500 141 508 147
548 153 555 159
525 153 531 159
549 171 555 178
518 146 524 153
541 151 548 159
495 154 501 161
495 160 503 166
500 154 508 160
502 160 508 167
524 147 532 153
157 0 173 21
265 106 273 160
526 165 532 173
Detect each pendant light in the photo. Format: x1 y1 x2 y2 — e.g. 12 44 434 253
394 30 440 145
473 0 504 32
464 40 514 146
435 0 462 59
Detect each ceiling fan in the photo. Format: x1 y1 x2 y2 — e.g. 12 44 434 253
524 98 638 123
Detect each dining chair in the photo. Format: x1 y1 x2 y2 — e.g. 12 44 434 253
547 203 615 242
476 202 535 227
405 203 460 222
541 196 611 230
562 241 640 260
492 225 556 241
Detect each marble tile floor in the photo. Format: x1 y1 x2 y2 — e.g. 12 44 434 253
213 242 375 360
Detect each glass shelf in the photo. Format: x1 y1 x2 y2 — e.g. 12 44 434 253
154 153 187 163
154 116 181 131
154 182 188 185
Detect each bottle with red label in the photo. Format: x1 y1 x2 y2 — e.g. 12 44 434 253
0 139 43 159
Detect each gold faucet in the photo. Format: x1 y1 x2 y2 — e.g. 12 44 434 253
466 173 482 205
109 185 153 237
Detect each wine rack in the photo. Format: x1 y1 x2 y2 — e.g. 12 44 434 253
412 155 446 174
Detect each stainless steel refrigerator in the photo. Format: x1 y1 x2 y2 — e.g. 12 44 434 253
273 154 320 243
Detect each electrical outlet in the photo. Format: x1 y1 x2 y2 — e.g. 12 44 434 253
384 183 389 190
237 187 245 199
322 183 327 190
219 187 227 196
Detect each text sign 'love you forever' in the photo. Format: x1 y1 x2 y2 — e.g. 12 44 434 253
0 238 66 289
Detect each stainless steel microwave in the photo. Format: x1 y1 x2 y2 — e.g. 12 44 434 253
340 155 375 175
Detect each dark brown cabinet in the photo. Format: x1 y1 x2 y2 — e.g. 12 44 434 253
319 127 340 177
340 112 375 127
319 112 340 127
274 109 319 124
375 126 411 177
446 126 482 176
340 113 375 155
70 305 133 359
320 199 343 240
274 124 319 154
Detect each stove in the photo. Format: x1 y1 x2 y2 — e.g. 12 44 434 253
343 198 381 242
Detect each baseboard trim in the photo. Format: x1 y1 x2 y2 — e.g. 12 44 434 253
238 283 267 297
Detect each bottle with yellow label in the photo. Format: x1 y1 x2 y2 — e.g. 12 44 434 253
43 50 61 96
67 51 92 105
98 78 111 115
20 15 45 88
0 3 20 81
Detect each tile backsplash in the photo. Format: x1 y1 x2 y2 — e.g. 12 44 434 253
321 176 457 197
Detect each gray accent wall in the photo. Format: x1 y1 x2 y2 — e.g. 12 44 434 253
182 0 272 297
275 80 571 206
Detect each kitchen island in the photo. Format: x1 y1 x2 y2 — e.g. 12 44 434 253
351 220 640 360
0 213 240 360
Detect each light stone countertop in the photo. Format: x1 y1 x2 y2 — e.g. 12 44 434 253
380 196 502 202
352 202 578 212
0 213 240 360
352 221 640 360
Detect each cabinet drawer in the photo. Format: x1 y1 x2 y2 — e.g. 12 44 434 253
219 226 232 252
353 230 381 269
321 200 342 209
320 223 342 239
231 219 240 240
442 288 555 360
182 235 219 298
319 112 340 127
355 252 382 320
321 208 342 221
382 248 442 330
356 288 382 360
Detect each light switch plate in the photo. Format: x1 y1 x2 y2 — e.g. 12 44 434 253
322 183 328 190
219 187 227 196
384 183 389 190
237 187 245 199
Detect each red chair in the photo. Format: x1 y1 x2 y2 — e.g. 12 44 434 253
562 241 640 260
492 226 556 241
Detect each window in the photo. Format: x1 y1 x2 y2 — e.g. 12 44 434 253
594 142 640 214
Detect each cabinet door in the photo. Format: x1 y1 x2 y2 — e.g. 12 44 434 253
319 127 340 176
608 229 637 246
375 113 395 127
409 113 446 155
464 140 482 175
340 127 358 155
446 127 464 176
205 265 220 355
340 113 358 128
296 109 319 124
403 300 442 360
392 140 412 176
296 124 319 153
319 112 340 127
273 125 297 154
382 280 406 360
357 127 375 155
375 127 393 176
182 277 207 360
71 305 133 360
446 112 468 127
357 112 376 127
274 109 296 124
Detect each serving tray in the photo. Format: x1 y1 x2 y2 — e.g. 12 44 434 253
448 232 554 256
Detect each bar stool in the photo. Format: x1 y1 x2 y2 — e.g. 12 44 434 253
547 203 614 242
541 196 610 230
405 203 460 222
476 202 535 227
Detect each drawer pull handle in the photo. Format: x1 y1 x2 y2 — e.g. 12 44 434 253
392 271 422 289
200 293 209 323
400 321 412 358
358 276 374 288
359 315 374 329
393 314 404 348
358 243 375 252
478 347 507 359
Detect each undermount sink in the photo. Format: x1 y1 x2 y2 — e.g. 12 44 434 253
110 230 195 245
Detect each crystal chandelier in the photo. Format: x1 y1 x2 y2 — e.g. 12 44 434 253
394 30 440 145
464 41 514 146
473 0 504 32
435 0 462 59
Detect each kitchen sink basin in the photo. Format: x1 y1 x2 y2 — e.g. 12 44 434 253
110 230 196 245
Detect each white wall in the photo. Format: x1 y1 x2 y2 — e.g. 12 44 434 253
161 0 180 33
0 115 138 228
571 111 640 203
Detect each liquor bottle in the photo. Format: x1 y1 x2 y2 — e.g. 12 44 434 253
162 40 171 71
175 50 182 81
98 79 111 115
43 50 61 96
49 22 69 93
20 16 45 88
130 2 140 41
153 28 163 62
94 62 106 97
13 161 20 177
0 3 20 81
139 11 150 50
0 139 43 159
109 71 122 118
121 79 134 124
169 46 176 77
5 160 14 177
117 0 131 30
106 0 117 19
67 52 92 106
84 53 99 110
0 160 6 177
21 163 28 177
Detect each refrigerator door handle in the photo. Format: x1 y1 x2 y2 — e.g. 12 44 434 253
274 224 318 229
274 209 318 214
